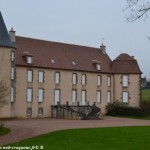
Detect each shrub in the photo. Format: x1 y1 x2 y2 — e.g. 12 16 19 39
106 101 144 117
141 101 150 116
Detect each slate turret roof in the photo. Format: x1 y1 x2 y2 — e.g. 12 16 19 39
0 12 14 48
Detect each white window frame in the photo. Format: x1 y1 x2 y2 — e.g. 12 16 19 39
27 56 33 64
97 91 101 103
27 108 32 116
81 74 86 85
38 108 43 115
11 87 14 102
38 89 44 102
97 75 101 86
96 64 101 70
38 71 44 83
123 75 128 87
107 91 111 103
72 90 77 104
123 92 129 103
27 88 33 102
54 89 60 105
27 70 33 82
107 76 111 87
11 51 15 61
11 67 15 80
72 73 77 85
55 72 60 84
81 90 86 105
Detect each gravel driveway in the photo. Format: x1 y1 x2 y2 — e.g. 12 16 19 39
0 116 150 146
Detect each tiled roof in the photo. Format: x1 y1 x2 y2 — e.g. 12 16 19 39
15 36 112 73
0 12 14 48
112 53 142 74
14 36 141 74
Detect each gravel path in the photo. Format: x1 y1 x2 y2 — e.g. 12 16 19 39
0 116 150 146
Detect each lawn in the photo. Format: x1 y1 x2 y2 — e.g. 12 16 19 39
6 126 150 150
142 89 150 101
0 127 10 136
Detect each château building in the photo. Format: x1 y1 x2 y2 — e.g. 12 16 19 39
0 12 142 118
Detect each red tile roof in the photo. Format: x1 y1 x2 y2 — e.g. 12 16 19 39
14 36 142 74
112 53 142 74
15 36 112 73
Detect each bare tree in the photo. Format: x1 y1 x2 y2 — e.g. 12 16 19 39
0 81 9 108
126 0 150 22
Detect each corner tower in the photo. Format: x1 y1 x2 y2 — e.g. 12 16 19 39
0 12 16 118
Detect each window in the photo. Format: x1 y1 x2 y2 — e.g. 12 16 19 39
97 91 101 103
97 75 101 86
54 89 60 105
38 108 43 115
72 73 77 85
27 56 33 64
72 90 77 104
55 72 60 84
123 92 129 103
27 108 32 116
27 70 33 82
11 51 15 61
11 67 15 80
51 59 55 64
72 61 76 66
107 91 111 103
38 89 44 102
38 71 44 83
96 64 101 70
11 87 14 102
81 90 86 105
81 74 86 85
107 76 111 87
123 75 128 87
27 88 33 102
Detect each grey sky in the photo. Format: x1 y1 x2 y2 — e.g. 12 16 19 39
1 0 150 78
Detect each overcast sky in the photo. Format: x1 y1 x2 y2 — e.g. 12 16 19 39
1 0 150 78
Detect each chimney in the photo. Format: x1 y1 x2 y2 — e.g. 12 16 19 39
100 43 106 54
9 28 16 42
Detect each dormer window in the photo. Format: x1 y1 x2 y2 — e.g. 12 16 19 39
92 60 101 71
96 64 101 70
27 56 33 64
72 61 76 66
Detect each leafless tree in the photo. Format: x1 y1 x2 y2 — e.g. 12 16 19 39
126 0 150 22
0 81 9 108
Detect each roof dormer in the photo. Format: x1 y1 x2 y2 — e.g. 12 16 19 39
92 60 101 71
22 52 33 64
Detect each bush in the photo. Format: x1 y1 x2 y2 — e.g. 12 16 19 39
141 101 150 116
106 101 144 117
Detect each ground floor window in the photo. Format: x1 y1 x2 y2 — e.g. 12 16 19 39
27 108 32 116
107 91 111 104
38 108 43 115
72 90 77 105
123 92 129 103
97 91 101 103
54 89 60 105
81 90 86 105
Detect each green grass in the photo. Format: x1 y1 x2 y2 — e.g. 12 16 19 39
142 89 150 101
0 127 10 136
6 126 150 150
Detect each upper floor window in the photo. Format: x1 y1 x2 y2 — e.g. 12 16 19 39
27 70 33 82
27 88 33 102
72 73 77 85
11 67 15 80
55 72 60 84
97 75 101 86
11 51 15 61
27 56 33 64
81 74 86 85
123 92 129 103
11 87 14 102
38 71 44 83
122 75 128 87
38 89 44 102
107 76 111 87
